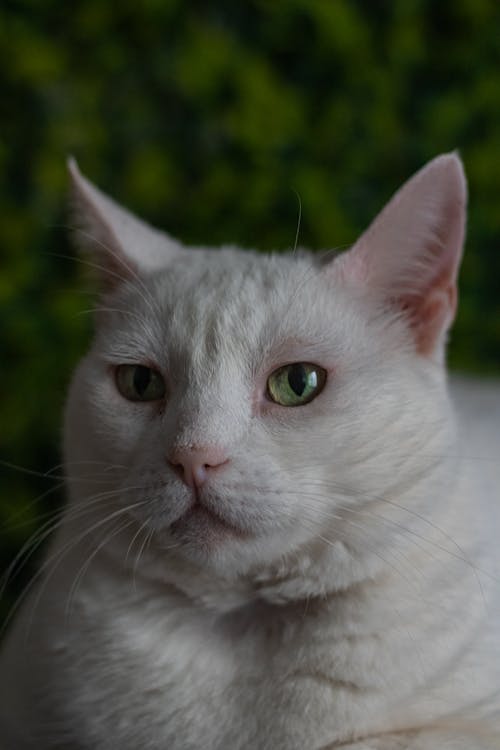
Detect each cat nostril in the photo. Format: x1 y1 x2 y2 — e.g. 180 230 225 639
167 447 229 489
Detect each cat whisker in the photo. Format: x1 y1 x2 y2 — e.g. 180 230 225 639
77 306 151 325
19 498 150 644
72 227 165 320
0 487 137 598
0 480 66 533
302 490 442 578
132 521 155 593
64 517 137 622
297 513 425 596
125 517 152 567
300 477 493 597
291 189 302 256
299 499 431 590
47 246 161 321
0 467 126 538
290 478 493 608
1 484 152 634
0 459 69 482
44 459 128 474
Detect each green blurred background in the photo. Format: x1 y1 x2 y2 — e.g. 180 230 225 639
1 0 500 624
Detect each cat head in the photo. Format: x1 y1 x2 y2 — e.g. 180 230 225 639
64 154 466 597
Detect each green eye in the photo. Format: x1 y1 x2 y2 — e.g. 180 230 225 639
266 363 326 407
115 365 166 402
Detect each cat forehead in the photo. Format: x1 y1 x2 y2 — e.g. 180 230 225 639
121 246 321 322
98 246 363 365
153 246 310 297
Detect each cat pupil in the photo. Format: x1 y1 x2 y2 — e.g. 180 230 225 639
288 365 307 396
133 366 151 396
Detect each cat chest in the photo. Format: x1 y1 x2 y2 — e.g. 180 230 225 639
54 576 500 750
55 600 389 749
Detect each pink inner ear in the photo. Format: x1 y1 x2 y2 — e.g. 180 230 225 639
401 280 458 356
396 203 462 355
332 154 467 358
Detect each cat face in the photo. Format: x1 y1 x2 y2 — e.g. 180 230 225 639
64 155 466 586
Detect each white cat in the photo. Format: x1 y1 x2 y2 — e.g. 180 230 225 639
0 154 499 749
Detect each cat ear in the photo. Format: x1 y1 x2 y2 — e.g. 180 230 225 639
67 157 181 287
335 153 467 357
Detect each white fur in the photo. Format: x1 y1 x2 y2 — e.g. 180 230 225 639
1 155 499 749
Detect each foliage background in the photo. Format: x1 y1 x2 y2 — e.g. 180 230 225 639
1 0 500 624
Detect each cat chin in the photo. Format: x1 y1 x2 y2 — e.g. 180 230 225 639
140 509 290 581
146 517 365 603
170 501 252 543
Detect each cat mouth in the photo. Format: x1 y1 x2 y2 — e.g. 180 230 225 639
170 500 249 540
170 500 248 537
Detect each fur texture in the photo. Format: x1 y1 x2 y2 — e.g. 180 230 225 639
0 155 499 749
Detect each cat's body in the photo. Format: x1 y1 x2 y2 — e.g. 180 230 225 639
1 155 499 749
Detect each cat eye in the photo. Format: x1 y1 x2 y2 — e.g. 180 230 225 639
115 365 166 402
266 363 326 407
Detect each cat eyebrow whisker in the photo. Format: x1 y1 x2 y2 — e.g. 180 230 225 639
47 248 161 322
291 189 302 256
76 227 164 320
279 261 322 320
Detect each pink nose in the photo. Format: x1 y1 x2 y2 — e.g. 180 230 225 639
167 446 229 490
